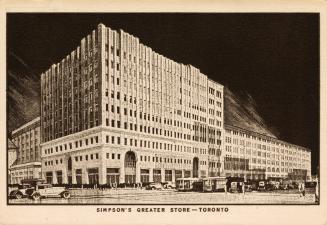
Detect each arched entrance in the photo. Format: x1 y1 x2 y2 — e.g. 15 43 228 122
125 151 136 184
193 157 199 178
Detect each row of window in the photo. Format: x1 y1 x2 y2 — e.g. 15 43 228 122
75 153 99 162
105 134 205 154
44 158 63 166
106 153 121 160
208 87 222 98
106 119 202 141
106 91 215 123
44 136 99 155
208 161 221 168
139 155 193 165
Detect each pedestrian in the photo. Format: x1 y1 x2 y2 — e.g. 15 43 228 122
298 182 302 197
242 182 245 195
315 181 319 203
224 183 227 194
302 182 306 197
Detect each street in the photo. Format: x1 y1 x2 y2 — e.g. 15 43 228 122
9 189 316 204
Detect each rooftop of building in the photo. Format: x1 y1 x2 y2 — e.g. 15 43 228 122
41 23 224 88
11 116 40 136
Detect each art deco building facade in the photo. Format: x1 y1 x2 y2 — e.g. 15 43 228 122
9 117 42 184
224 125 311 181
40 24 224 185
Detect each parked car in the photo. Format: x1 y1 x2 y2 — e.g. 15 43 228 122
9 184 34 199
26 184 70 200
244 182 253 192
258 181 266 191
250 181 258 191
280 180 292 190
145 182 163 190
288 183 295 189
265 183 276 191
279 183 289 190
275 181 281 189
305 181 317 189
226 177 244 193
163 181 176 189
229 181 242 193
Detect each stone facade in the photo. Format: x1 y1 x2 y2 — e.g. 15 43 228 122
10 117 42 184
224 125 311 181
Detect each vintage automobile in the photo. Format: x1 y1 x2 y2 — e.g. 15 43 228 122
26 184 71 200
226 177 244 193
229 181 242 193
145 182 164 190
265 183 276 191
9 184 34 199
162 181 176 189
305 181 317 189
243 182 253 192
258 181 266 191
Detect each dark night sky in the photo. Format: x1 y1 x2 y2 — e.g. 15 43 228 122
7 13 319 173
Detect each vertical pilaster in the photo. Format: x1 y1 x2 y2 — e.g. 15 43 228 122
99 157 107 185
72 168 77 184
83 166 89 184
52 171 58 184
120 166 125 183
62 167 68 184
149 168 154 182
161 168 165 183
136 162 141 183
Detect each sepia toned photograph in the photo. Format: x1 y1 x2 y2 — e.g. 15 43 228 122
6 12 319 206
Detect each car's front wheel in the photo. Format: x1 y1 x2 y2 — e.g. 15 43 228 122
62 191 71 199
32 192 41 200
